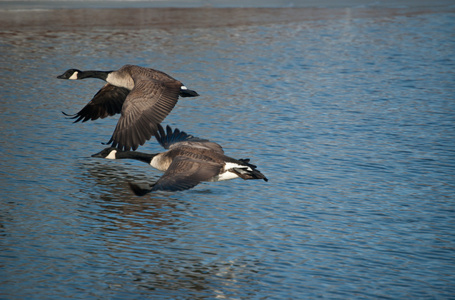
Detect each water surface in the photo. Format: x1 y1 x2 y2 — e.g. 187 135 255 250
1 4 454 299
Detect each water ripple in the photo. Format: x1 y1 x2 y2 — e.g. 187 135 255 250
1 9 455 300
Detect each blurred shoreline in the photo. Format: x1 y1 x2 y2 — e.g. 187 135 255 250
0 0 454 30
2 0 455 9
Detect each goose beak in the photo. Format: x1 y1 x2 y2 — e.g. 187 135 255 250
91 151 104 158
57 74 65 79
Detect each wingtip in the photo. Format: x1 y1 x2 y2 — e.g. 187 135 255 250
102 136 113 146
62 111 77 119
166 125 173 136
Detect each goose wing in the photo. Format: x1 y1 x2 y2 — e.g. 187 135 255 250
153 156 222 192
108 80 182 151
129 156 221 195
63 84 129 122
156 124 224 154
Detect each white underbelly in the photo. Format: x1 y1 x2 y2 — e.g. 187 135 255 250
209 162 253 182
209 171 239 182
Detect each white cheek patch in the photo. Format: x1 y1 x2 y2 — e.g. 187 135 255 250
106 150 117 159
181 86 188 90
69 71 78 80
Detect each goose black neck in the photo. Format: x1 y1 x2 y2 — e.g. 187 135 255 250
78 70 111 80
116 151 157 164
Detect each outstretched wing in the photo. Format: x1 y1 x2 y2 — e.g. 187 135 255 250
152 156 222 192
108 80 182 151
63 84 129 122
129 156 222 195
155 124 224 154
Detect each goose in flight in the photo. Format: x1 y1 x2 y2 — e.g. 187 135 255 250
57 64 199 151
92 124 268 195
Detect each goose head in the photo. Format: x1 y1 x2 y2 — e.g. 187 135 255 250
57 69 81 80
91 147 118 159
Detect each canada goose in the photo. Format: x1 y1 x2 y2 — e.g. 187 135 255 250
92 124 268 195
57 64 199 151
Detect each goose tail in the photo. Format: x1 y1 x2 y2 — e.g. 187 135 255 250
233 168 268 182
179 88 199 97
231 159 268 182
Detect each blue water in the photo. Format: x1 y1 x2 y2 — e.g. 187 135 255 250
1 6 455 299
